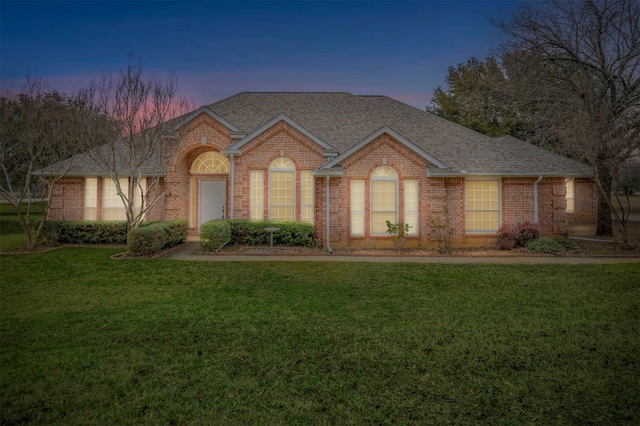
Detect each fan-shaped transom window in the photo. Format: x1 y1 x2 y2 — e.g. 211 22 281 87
270 157 294 170
191 152 230 174
372 166 397 178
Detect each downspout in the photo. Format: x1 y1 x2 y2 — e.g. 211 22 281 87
533 175 543 224
229 154 235 219
325 176 333 254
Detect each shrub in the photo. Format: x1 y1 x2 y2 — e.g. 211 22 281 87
527 237 565 255
227 220 315 247
200 220 232 252
128 220 188 256
496 224 518 250
554 235 576 250
516 221 540 247
496 221 541 250
42 221 128 244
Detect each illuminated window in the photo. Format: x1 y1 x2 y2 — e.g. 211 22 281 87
351 179 365 236
301 171 313 224
84 177 97 220
269 157 294 221
465 180 500 232
191 152 229 174
250 171 264 220
371 166 397 234
566 178 575 213
103 177 128 221
404 179 418 235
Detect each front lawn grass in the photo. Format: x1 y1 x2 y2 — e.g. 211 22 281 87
1 249 639 424
0 202 46 251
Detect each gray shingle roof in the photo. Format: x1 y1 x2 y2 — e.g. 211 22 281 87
208 92 592 176
38 92 592 177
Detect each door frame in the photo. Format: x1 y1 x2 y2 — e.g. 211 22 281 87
197 178 227 232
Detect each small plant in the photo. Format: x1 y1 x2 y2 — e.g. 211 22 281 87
554 235 576 250
496 224 518 250
429 204 453 253
496 221 540 250
527 237 565 255
516 221 540 246
386 221 411 251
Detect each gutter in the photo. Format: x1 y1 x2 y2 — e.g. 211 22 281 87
325 176 333 254
229 154 235 219
533 175 543 223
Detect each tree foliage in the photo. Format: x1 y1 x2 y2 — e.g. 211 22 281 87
0 78 87 250
428 57 527 137
79 56 192 234
430 0 639 245
496 0 640 244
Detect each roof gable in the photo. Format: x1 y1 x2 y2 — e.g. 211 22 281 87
319 126 448 170
174 106 242 136
222 113 337 155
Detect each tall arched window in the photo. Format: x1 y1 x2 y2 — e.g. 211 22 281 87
191 152 230 174
269 157 295 220
371 166 397 234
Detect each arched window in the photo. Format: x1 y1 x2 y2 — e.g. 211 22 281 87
191 152 230 174
269 157 294 220
371 166 397 234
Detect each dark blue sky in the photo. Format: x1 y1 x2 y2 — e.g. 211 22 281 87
1 1 523 109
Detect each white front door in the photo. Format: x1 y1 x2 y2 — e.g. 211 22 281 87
199 179 226 230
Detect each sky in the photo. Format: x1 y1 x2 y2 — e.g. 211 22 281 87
0 1 525 110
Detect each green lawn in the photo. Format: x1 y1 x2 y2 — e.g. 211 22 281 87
0 202 46 251
1 249 639 425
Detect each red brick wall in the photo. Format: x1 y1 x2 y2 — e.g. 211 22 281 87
48 177 84 221
47 115 598 247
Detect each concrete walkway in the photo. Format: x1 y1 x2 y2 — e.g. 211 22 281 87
161 242 640 264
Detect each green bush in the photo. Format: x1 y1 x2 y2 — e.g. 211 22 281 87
227 220 315 247
554 235 576 250
527 237 565 255
127 220 188 256
200 220 232 252
42 221 128 244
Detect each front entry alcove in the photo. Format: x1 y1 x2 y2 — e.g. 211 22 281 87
189 151 230 232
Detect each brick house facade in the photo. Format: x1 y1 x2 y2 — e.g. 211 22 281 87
46 92 596 249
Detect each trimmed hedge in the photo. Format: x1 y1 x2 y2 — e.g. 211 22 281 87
128 220 188 256
228 220 315 247
200 220 232 252
199 220 315 251
42 221 128 244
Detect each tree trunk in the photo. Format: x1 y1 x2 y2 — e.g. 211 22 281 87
595 162 614 237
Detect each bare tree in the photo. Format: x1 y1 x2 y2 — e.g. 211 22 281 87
495 0 640 245
80 57 192 233
0 78 86 250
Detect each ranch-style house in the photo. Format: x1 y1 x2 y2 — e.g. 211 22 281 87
46 92 596 249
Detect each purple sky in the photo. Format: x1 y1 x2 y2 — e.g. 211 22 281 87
1 1 524 110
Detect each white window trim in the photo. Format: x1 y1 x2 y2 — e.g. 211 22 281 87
102 177 128 221
250 170 264 221
351 179 365 236
464 178 501 234
300 170 314 224
84 177 97 221
370 166 398 236
404 179 418 236
268 157 295 221
566 178 575 213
